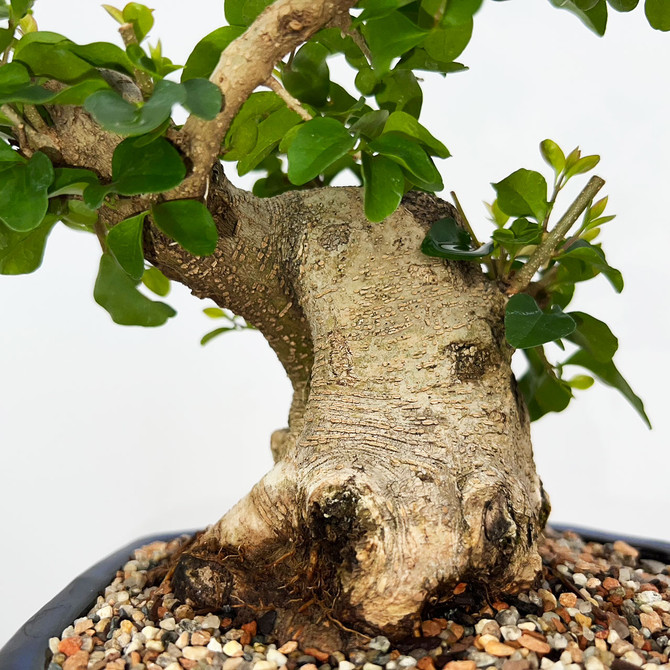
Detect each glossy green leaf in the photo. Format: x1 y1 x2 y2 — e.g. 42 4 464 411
106 211 146 280
362 11 427 73
645 0 670 28
201 326 235 345
0 152 54 232
0 214 57 274
83 183 114 210
182 26 244 80
61 199 97 232
0 139 26 165
493 169 548 222
519 347 573 421
10 0 32 19
151 200 218 256
565 154 600 180
556 241 623 292
349 110 389 140
282 42 330 107
564 349 650 427
204 306 227 318
369 132 443 190
383 110 449 158
287 117 356 185
566 310 618 362
142 266 171 296
66 42 134 75
238 106 301 175
376 70 423 118
122 2 154 42
397 48 468 75
94 252 175 327
0 28 14 53
540 139 565 175
112 136 186 195
442 0 484 24
102 4 124 23
357 0 417 21
424 20 473 63
362 153 405 222
180 78 223 120
421 216 494 260
607 0 638 10
84 79 186 137
14 41 99 82
492 218 542 254
48 168 98 197
568 374 595 389
548 0 608 35
486 199 510 228
505 293 576 349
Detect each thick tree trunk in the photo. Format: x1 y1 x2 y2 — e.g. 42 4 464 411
158 182 550 643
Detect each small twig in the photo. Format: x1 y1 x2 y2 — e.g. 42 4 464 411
23 105 48 132
118 23 154 98
507 175 605 295
450 190 481 246
264 76 312 121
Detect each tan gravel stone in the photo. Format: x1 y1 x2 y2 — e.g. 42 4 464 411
613 540 639 559
558 593 577 608
484 640 516 657
278 641 299 654
191 630 211 646
62 650 89 670
518 634 551 655
640 611 663 633
442 662 476 670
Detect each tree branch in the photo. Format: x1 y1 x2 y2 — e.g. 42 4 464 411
264 76 312 121
172 0 357 199
506 176 605 295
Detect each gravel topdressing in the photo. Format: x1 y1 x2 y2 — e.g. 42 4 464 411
46 528 670 670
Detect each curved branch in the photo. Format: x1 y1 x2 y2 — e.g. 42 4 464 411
173 0 358 198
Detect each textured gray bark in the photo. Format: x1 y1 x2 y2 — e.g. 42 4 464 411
156 179 550 643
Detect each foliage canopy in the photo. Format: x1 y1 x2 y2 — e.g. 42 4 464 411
0 0 663 426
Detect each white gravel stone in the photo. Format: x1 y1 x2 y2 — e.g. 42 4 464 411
267 649 288 666
224 659 245 670
634 592 662 606
201 614 221 629
398 656 418 668
501 626 522 641
584 657 604 670
48 637 59 654
363 663 383 670
339 662 356 670
142 626 160 640
183 645 211 661
208 638 224 653
572 573 587 586
223 639 244 657
622 651 644 667
253 661 278 670
160 617 177 630
176 632 190 649
146 639 164 652
96 605 113 619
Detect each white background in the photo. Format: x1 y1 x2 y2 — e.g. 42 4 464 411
1 0 669 649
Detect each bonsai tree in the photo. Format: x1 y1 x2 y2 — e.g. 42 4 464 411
0 0 665 644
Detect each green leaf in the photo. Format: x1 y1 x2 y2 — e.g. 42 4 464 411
505 293 576 349
142 266 171 296
204 306 227 318
383 110 449 158
564 349 651 427
112 136 186 195
48 167 98 197
568 374 595 389
566 310 618 362
94 252 175 327
424 20 473 63
645 0 670 28
0 152 54 232
0 28 14 54
238 106 301 175
182 26 244 81
67 42 134 76
355 68 378 96
540 139 565 175
565 154 600 180
376 70 423 118
0 139 26 165
493 168 548 222
282 42 330 107
122 2 154 42
103 4 125 23
201 326 235 345
357 0 417 22
0 214 57 274
441 0 484 24
83 183 114 210
421 216 494 260
287 117 356 185
151 200 218 256
486 199 510 228
362 11 427 74
349 110 389 140
14 41 99 83
362 153 405 222
62 199 97 232
397 48 468 75
519 347 573 421
84 79 186 137
556 240 623 292
548 0 608 35
10 0 32 20
492 218 542 254
106 211 146 280
369 132 443 190
181 78 223 120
